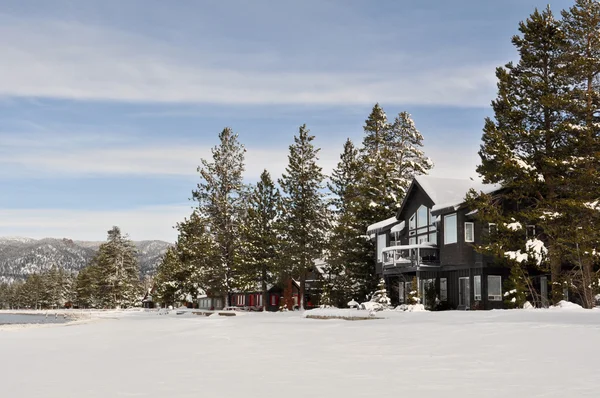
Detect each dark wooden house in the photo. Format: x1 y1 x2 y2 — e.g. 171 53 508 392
368 176 549 310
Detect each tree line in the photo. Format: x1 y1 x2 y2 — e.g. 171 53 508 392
0 227 145 309
153 108 432 309
467 0 600 308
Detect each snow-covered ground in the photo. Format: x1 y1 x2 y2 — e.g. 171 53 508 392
1 308 599 397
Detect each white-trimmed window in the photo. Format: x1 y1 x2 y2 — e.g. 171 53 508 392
377 234 386 262
417 205 428 228
398 282 405 303
440 278 447 301
488 223 497 236
444 213 457 244
270 295 278 306
488 276 502 301
409 214 416 230
465 222 474 243
474 275 482 301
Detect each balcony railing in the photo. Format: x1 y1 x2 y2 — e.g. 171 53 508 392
381 243 440 273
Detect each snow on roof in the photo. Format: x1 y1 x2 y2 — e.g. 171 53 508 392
390 221 406 233
366 216 399 235
414 176 500 212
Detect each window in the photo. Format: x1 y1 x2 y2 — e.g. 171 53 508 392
270 295 279 306
398 282 405 303
236 295 245 306
488 276 502 301
377 234 386 261
474 275 482 301
409 237 416 245
444 214 457 244
417 205 428 228
440 278 447 301
488 223 497 236
526 225 536 239
409 214 416 230
464 222 474 243
429 232 437 244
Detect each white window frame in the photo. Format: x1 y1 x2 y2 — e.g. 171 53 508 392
474 275 482 301
377 234 386 262
488 223 497 235
417 205 428 228
487 275 502 301
409 214 416 230
440 278 447 301
464 222 475 243
444 213 457 245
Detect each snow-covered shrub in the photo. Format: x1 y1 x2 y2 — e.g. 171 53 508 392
395 303 427 312
406 277 420 305
367 279 391 311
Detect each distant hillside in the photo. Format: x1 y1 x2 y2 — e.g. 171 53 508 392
0 237 172 282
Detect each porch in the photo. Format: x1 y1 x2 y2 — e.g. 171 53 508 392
381 243 440 275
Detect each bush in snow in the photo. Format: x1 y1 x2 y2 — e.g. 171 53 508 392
368 279 391 310
406 276 420 305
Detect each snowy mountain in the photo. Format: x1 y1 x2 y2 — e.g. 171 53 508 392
0 237 172 282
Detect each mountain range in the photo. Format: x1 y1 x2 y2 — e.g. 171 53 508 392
0 237 172 282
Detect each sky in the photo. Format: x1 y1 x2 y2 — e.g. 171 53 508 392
0 0 574 242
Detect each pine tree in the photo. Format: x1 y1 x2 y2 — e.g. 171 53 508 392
473 6 574 304
326 139 371 305
155 212 217 307
559 0 600 307
369 278 391 310
279 124 329 310
239 170 282 310
192 128 247 307
87 227 141 308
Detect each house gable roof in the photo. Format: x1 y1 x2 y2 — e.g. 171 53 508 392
396 176 500 218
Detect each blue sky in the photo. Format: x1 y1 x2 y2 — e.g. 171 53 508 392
0 0 573 242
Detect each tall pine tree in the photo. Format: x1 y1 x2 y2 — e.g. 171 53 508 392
326 139 372 304
192 128 247 307
239 170 282 310
279 125 329 310
472 6 579 305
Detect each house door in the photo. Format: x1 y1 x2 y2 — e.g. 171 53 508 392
459 277 470 308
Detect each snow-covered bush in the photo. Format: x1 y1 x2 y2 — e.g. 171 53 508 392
366 279 391 311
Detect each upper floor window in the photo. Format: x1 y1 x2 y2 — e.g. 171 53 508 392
444 213 457 244
465 222 474 243
409 214 416 230
417 205 428 228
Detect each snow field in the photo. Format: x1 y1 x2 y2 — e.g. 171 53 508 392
0 308 599 397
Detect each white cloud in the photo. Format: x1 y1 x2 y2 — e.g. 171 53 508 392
0 205 191 242
0 133 342 181
0 15 497 107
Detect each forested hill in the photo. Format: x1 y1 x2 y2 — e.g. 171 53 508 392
0 237 171 282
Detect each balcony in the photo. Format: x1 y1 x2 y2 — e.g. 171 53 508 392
381 243 440 275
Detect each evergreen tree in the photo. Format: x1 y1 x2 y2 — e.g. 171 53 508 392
472 6 580 304
369 278 391 310
192 128 247 307
559 0 600 306
239 170 282 310
326 139 371 305
154 213 214 307
75 264 100 308
87 227 141 308
279 124 329 310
